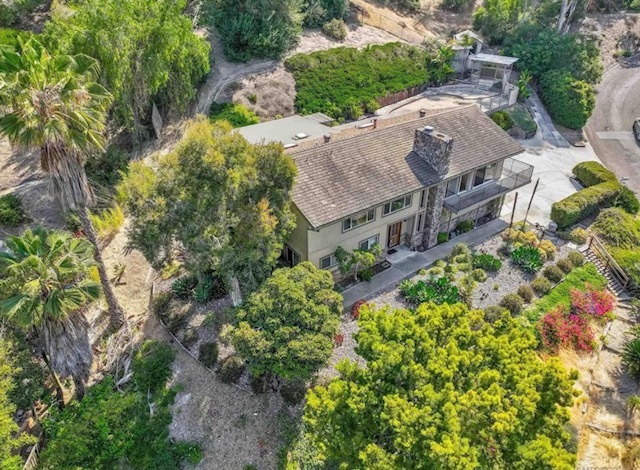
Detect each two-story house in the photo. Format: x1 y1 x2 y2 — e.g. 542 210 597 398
239 105 533 274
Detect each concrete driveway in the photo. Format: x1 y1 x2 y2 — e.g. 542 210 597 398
501 142 603 227
585 55 640 193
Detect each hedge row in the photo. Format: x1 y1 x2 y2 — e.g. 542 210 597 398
572 161 616 188
552 161 640 228
550 181 621 229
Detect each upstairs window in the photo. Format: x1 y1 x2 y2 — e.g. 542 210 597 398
343 209 375 232
383 195 411 216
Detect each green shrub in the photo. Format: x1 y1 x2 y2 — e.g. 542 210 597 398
451 242 471 258
0 27 21 46
457 262 471 272
437 232 449 244
592 207 640 248
357 268 374 282
279 378 307 406
490 111 513 130
538 240 557 261
89 205 125 239
569 228 589 245
567 251 585 267
285 43 432 120
616 186 640 214
434 260 447 268
610 247 640 286
429 267 444 276
456 219 474 234
444 264 457 274
210 102 260 128
199 342 219 368
471 268 487 282
152 291 174 317
556 258 574 274
181 328 198 348
542 265 564 283
160 260 181 280
218 355 245 383
484 305 508 322
303 0 348 27
517 284 535 303
539 69 595 130
511 245 543 273
472 253 502 272
0 193 26 226
500 293 524 315
531 276 552 296
172 275 198 299
322 18 347 41
133 340 176 395
158 302 191 335
550 180 622 229
399 276 459 305
572 161 616 187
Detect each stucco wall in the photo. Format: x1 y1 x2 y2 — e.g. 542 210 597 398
306 189 424 269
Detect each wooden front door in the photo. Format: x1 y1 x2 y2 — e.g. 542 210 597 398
387 221 402 248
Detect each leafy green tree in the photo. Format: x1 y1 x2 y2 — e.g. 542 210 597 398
44 0 210 138
539 69 595 129
202 0 303 62
473 0 524 44
222 262 342 380
303 0 348 27
0 339 37 470
0 38 125 328
503 24 602 84
0 229 98 400
118 118 297 293
335 244 382 282
304 302 577 469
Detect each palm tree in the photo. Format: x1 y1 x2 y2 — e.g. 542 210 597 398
0 229 98 401
0 38 124 328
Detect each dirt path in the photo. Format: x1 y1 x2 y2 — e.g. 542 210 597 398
572 303 640 467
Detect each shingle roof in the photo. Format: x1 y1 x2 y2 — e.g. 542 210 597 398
289 105 524 228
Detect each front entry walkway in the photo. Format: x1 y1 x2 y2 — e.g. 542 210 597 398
341 218 508 309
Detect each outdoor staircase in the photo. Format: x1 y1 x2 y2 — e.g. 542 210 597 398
580 243 631 302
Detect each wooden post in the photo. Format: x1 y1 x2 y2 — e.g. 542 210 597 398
508 192 518 239
522 178 539 228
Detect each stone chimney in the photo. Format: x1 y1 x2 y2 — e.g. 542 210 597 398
413 126 453 176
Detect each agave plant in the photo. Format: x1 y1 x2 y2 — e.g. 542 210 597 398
510 245 543 273
0 229 98 401
623 337 640 377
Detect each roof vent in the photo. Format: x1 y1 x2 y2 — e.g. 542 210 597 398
284 143 298 149
323 134 331 143
424 125 434 133
293 132 309 140
419 109 427 117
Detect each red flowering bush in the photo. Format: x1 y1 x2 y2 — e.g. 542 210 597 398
334 333 344 347
538 306 595 352
351 300 368 320
569 284 615 317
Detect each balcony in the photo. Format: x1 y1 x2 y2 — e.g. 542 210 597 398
443 158 534 213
